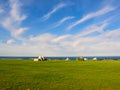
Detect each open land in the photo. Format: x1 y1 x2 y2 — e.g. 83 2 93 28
0 60 120 90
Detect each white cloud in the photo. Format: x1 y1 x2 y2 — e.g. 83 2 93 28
52 35 71 42
53 16 74 28
0 1 119 56
41 3 67 21
76 22 108 37
17 27 118 56
10 0 27 22
104 29 120 37
0 27 120 56
67 6 115 30
1 0 28 39
6 39 15 44
13 28 28 37
0 7 4 13
30 33 55 43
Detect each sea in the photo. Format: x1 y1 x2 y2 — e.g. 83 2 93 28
0 56 120 60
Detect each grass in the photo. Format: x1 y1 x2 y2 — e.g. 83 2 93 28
0 60 120 90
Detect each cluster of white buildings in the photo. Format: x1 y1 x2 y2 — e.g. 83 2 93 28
33 56 97 61
65 57 97 61
34 56 47 61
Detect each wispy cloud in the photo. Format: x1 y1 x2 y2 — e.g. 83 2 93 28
41 3 67 21
13 28 28 38
0 7 4 13
52 35 71 42
53 16 74 28
101 28 120 40
0 0 120 56
67 6 116 30
1 27 120 56
76 22 108 37
10 0 27 22
28 28 120 56
26 14 120 56
30 33 55 43
1 0 28 39
6 39 15 45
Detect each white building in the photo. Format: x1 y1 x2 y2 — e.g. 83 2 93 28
34 58 39 61
34 56 46 61
65 57 70 61
84 58 88 61
93 57 97 61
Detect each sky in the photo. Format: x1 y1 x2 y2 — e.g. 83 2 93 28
0 0 120 56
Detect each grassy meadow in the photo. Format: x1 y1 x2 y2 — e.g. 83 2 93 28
0 60 120 90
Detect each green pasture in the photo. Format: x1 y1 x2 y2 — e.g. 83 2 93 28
0 60 120 90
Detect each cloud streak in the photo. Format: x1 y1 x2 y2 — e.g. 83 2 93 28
41 3 67 21
67 6 116 30
0 27 120 56
0 7 4 13
0 0 120 56
76 21 108 37
25 15 120 56
1 0 28 39
53 16 74 28
6 39 15 45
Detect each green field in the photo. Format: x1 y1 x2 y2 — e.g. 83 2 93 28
0 60 120 90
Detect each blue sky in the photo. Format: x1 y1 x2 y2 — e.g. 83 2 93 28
0 0 120 56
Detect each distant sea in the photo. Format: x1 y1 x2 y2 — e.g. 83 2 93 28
0 56 120 60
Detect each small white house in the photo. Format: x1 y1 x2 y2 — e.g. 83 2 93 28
65 57 70 61
34 56 46 61
34 58 39 61
93 57 97 61
38 56 41 59
84 58 88 61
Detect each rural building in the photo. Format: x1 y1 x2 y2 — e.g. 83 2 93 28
34 56 47 61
